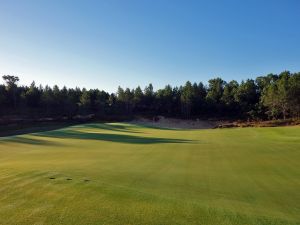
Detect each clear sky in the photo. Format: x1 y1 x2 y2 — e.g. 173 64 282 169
0 0 300 92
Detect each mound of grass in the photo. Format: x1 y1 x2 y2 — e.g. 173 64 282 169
0 123 299 225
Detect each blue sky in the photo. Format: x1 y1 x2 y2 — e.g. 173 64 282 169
0 0 300 92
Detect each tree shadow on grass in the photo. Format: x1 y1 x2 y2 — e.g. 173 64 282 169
129 123 178 131
33 130 196 145
0 136 61 146
81 123 143 133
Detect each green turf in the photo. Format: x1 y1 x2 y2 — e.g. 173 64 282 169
0 123 299 225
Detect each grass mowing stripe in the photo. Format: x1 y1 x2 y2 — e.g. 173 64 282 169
0 123 299 225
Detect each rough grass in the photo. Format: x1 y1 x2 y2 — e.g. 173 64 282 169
0 123 299 225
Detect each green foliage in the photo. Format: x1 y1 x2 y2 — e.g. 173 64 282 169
25 82 41 107
80 88 91 108
133 86 143 105
181 81 193 118
1 71 300 119
0 85 6 107
288 73 300 117
235 79 259 116
206 77 225 103
155 85 174 114
2 75 19 89
222 80 239 106
261 71 298 119
2 75 20 108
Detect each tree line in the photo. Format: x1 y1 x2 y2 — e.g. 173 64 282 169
0 71 299 121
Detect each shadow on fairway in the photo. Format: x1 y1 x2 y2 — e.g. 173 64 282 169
82 123 143 133
0 136 62 146
129 123 179 131
33 130 195 144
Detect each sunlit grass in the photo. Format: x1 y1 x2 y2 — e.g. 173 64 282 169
0 123 299 225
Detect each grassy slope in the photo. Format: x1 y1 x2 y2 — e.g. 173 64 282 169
0 123 299 225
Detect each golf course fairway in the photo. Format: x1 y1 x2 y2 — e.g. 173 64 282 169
0 123 299 225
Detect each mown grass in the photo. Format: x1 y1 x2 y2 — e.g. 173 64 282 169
0 123 299 225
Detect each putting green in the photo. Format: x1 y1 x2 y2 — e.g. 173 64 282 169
0 123 299 225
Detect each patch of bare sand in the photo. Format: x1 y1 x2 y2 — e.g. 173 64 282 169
130 116 216 129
